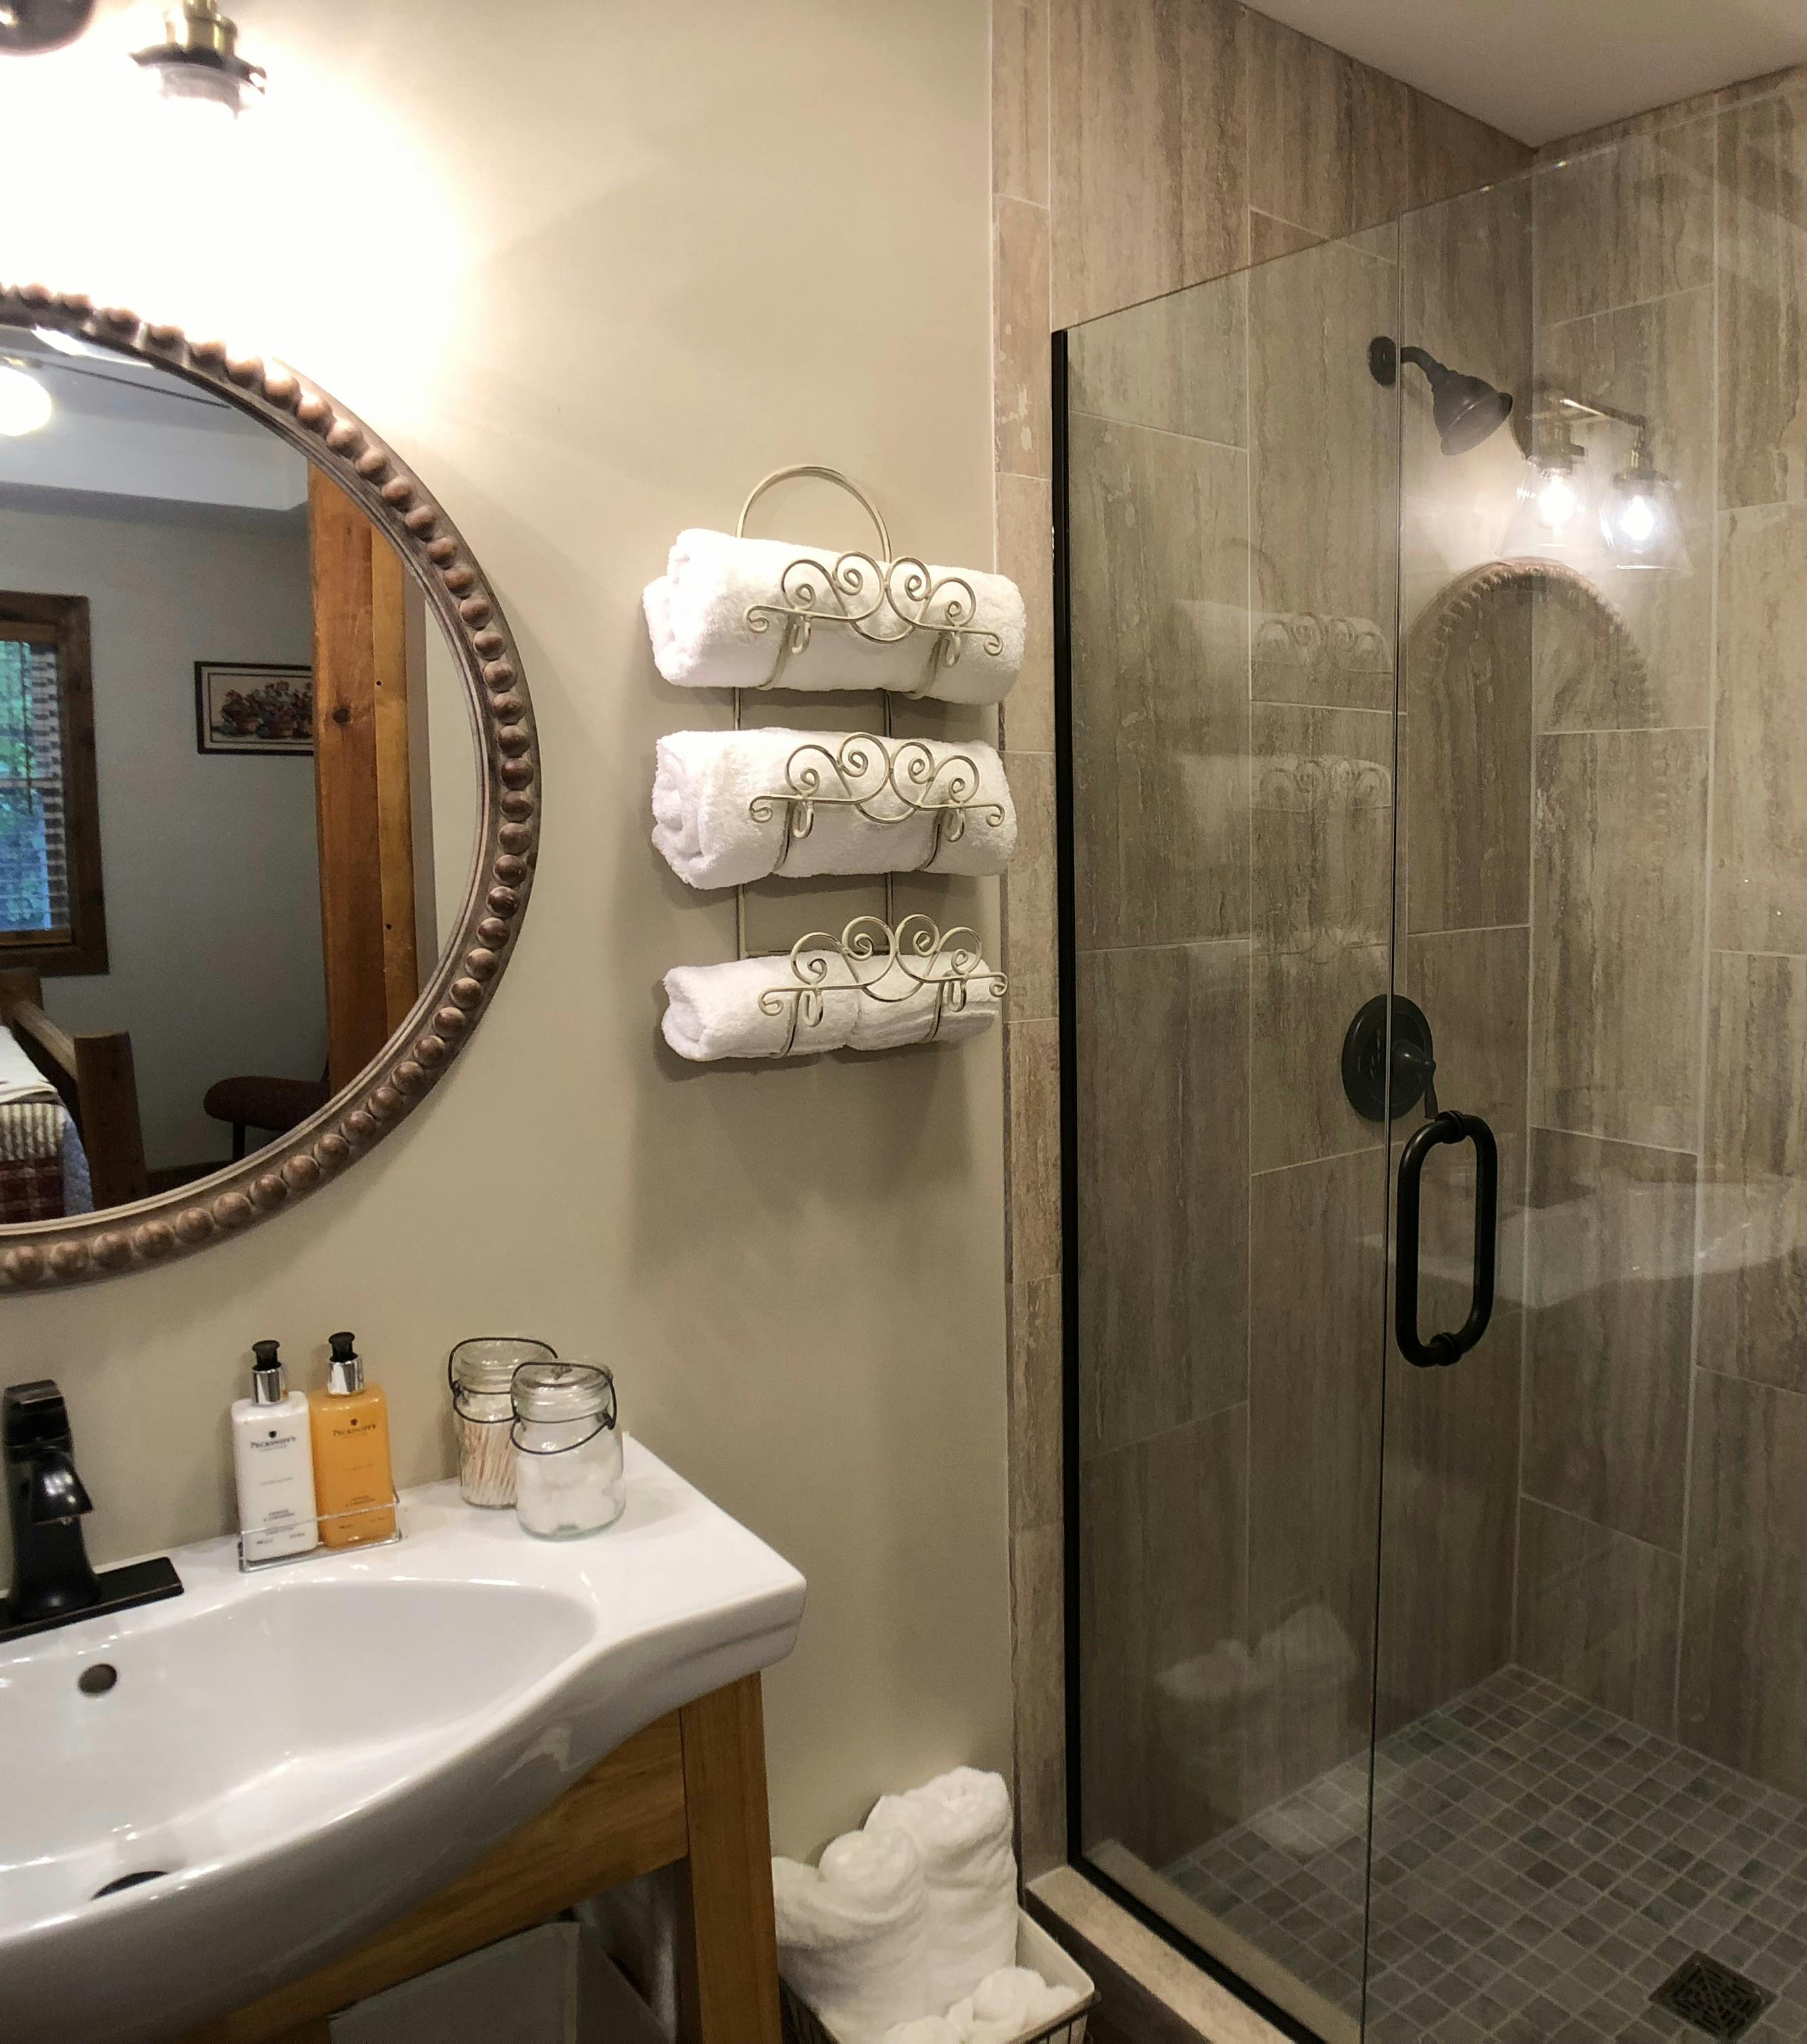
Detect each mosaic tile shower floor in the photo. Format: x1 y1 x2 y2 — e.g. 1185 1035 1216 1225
1166 1667 1807 2043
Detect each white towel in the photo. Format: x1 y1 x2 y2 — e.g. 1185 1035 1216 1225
773 1829 934 2042
660 952 860 1062
644 529 1025 702
865 1770 1018 2012
948 1968 1080 2043
662 948 1001 1063
884 2023 964 2044
652 729 1017 888
848 950 1001 1054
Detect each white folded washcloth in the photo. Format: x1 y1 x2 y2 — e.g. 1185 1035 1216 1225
774 1828 934 2043
660 952 860 1062
948 1967 1081 2043
865 1769 1018 2012
848 950 1002 1054
644 529 1025 702
652 729 1018 888
884 2024 964 2044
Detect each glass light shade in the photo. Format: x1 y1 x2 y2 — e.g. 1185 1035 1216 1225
1601 466 1688 571
1503 458 1597 558
0 366 53 438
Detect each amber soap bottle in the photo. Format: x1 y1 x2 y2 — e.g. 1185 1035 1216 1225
309 1330 396 1548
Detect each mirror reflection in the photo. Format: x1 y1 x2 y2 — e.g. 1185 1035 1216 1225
0 329 475 1217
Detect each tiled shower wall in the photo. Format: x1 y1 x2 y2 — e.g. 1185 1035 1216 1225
989 0 1528 1878
1515 73 1807 1805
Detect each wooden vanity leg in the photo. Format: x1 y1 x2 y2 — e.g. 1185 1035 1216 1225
675 1674 783 2044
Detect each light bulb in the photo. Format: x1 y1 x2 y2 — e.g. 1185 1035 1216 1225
1535 470 1580 534
0 366 53 437
1601 464 1685 569
1615 491 1658 546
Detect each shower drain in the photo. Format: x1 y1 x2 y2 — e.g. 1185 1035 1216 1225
1652 1952 1774 2041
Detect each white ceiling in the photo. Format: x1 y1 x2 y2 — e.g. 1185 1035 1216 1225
1253 0 1807 145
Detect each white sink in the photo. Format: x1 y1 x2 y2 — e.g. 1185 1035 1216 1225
0 1440 806 2044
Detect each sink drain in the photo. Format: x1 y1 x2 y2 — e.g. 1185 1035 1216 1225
91 1870 170 1899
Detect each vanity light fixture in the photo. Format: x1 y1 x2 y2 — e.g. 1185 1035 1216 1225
1600 441 1687 571
132 0 264 112
1520 385 1688 573
0 362 53 437
0 0 95 55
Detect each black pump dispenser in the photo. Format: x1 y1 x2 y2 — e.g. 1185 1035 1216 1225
326 1331 364 1396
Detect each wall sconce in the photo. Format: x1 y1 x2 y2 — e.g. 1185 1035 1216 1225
1600 442 1688 572
0 363 53 437
0 0 94 55
1513 386 1688 573
132 0 264 112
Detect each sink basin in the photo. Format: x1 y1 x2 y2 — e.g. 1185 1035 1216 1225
0 1439 806 2044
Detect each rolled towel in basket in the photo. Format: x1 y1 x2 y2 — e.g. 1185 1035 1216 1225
652 729 1017 888
774 1828 934 2041
660 952 860 1063
884 2022 964 2044
948 1968 1082 2043
848 950 1002 1054
644 529 1025 702
865 1769 1018 2012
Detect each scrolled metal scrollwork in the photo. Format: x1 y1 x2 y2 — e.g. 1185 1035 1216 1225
747 734 1007 871
756 913 1007 1056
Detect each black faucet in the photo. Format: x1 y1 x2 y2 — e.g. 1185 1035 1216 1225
1 1380 182 1645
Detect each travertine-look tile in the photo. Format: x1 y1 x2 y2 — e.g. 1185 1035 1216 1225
1406 89 1531 209
1243 7 1407 243
1006 1017 1061 1285
1078 942 1249 1454
1536 288 1714 730
1247 1150 1388 1799
1516 1496 1680 1737
1003 752 1057 1021
1701 951 1807 1396
1402 562 1533 935
1681 1369 1807 1797
1009 1275 1063 1536
1720 83 1807 513
1012 1519 1067 1878
1251 944 1387 1174
1400 926 1531 1134
1250 233 1400 711
1252 704 1394 956
1049 0 1245 329
995 472 1054 754
1532 729 1707 1150
1079 1407 1249 1860
1715 504 1807 955
994 197 1051 481
1068 412 1250 951
1068 268 1246 445
1522 1128 1697 1552
1247 210 1320 265
1534 116 1716 326
992 0 1049 208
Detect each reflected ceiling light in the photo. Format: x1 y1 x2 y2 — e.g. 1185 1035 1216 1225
0 364 53 437
132 0 264 113
1601 444 1688 571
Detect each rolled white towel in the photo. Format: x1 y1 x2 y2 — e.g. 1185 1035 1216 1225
773 1829 934 2042
652 729 1018 888
948 1968 1080 2043
848 950 1002 1054
644 529 1025 702
884 2024 964 2044
660 952 860 1062
865 1769 1017 2012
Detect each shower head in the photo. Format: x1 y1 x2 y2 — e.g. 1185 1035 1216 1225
1369 337 1515 455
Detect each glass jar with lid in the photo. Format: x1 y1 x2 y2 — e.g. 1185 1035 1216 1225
448 1336 557 1509
510 1360 625 1539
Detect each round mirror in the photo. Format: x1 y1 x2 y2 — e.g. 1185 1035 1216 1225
0 286 537 1289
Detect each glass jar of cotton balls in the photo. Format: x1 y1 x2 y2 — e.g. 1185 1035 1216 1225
510 1361 625 1539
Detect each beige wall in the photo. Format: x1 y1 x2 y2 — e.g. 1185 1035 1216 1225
0 0 1010 1859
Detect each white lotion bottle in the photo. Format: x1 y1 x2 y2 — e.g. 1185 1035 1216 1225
232 1340 318 1561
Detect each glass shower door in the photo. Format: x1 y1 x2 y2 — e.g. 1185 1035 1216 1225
1063 218 1409 2043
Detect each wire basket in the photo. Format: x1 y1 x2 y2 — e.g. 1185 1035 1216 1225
779 1909 1096 2044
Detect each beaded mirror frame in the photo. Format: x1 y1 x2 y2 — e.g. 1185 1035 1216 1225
0 283 539 1291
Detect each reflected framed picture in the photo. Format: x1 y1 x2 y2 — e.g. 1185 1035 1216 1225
195 662 314 756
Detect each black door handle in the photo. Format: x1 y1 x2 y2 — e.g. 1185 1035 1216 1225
1395 1110 1497 1369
